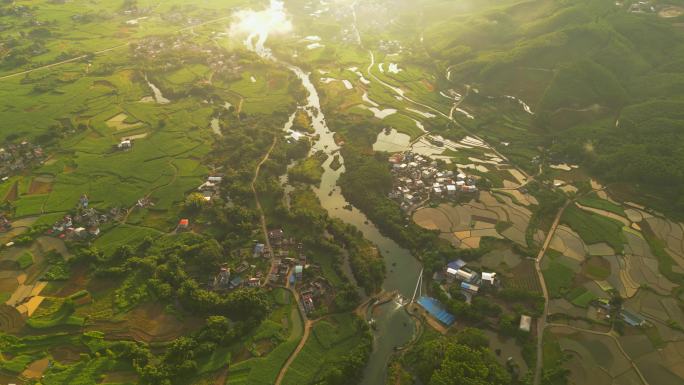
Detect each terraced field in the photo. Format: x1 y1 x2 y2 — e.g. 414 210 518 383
412 191 539 249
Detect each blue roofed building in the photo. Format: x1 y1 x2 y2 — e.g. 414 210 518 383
447 259 466 270
253 243 265 258
461 281 479 293
229 276 243 289
621 309 647 327
417 296 455 326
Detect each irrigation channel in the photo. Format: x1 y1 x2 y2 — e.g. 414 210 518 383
240 10 423 385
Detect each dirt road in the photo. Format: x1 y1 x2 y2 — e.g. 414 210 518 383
532 201 570 385
275 317 313 385
252 135 277 286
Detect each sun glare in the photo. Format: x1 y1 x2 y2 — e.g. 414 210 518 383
230 0 293 56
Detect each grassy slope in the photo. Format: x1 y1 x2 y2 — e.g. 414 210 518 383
423 0 684 218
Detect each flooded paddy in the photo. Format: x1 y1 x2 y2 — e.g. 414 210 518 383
549 225 588 262
644 216 684 268
361 105 397 119
106 113 143 131
373 128 411 152
406 107 435 118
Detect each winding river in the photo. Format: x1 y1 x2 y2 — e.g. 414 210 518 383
242 4 422 383
288 65 422 385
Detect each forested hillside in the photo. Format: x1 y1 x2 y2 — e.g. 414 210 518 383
424 0 684 217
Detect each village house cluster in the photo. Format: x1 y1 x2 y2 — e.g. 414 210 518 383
591 298 649 328
625 1 656 13
131 35 242 80
207 228 303 291
252 228 332 314
388 151 478 211
47 194 118 240
0 141 45 181
428 260 533 333
261 229 304 283
197 176 223 202
205 227 334 315
435 259 498 303
210 260 261 292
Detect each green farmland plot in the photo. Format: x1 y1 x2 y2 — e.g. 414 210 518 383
561 205 626 253
543 260 575 298
578 193 626 216
93 224 163 257
227 304 304 385
282 314 369 385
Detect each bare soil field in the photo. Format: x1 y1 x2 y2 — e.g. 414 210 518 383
414 192 535 248
50 345 87 364
505 260 541 292
659 6 684 18
21 357 50 379
627 290 684 327
480 329 528 372
27 175 55 195
106 112 144 131
548 298 587 318
0 304 25 333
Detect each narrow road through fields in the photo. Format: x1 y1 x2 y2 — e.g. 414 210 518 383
532 187 647 385
274 267 312 385
275 316 313 385
249 130 312 385
0 43 130 81
213 367 228 385
252 135 277 287
532 200 570 385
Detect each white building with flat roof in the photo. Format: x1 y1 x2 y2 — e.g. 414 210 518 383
519 315 532 332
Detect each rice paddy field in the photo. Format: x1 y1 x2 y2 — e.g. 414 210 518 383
412 191 540 249
536 180 684 384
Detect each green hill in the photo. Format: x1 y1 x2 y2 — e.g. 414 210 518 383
423 0 684 218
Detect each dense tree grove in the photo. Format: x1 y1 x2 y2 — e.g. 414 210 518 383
427 0 684 219
405 329 512 385
66 233 275 384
